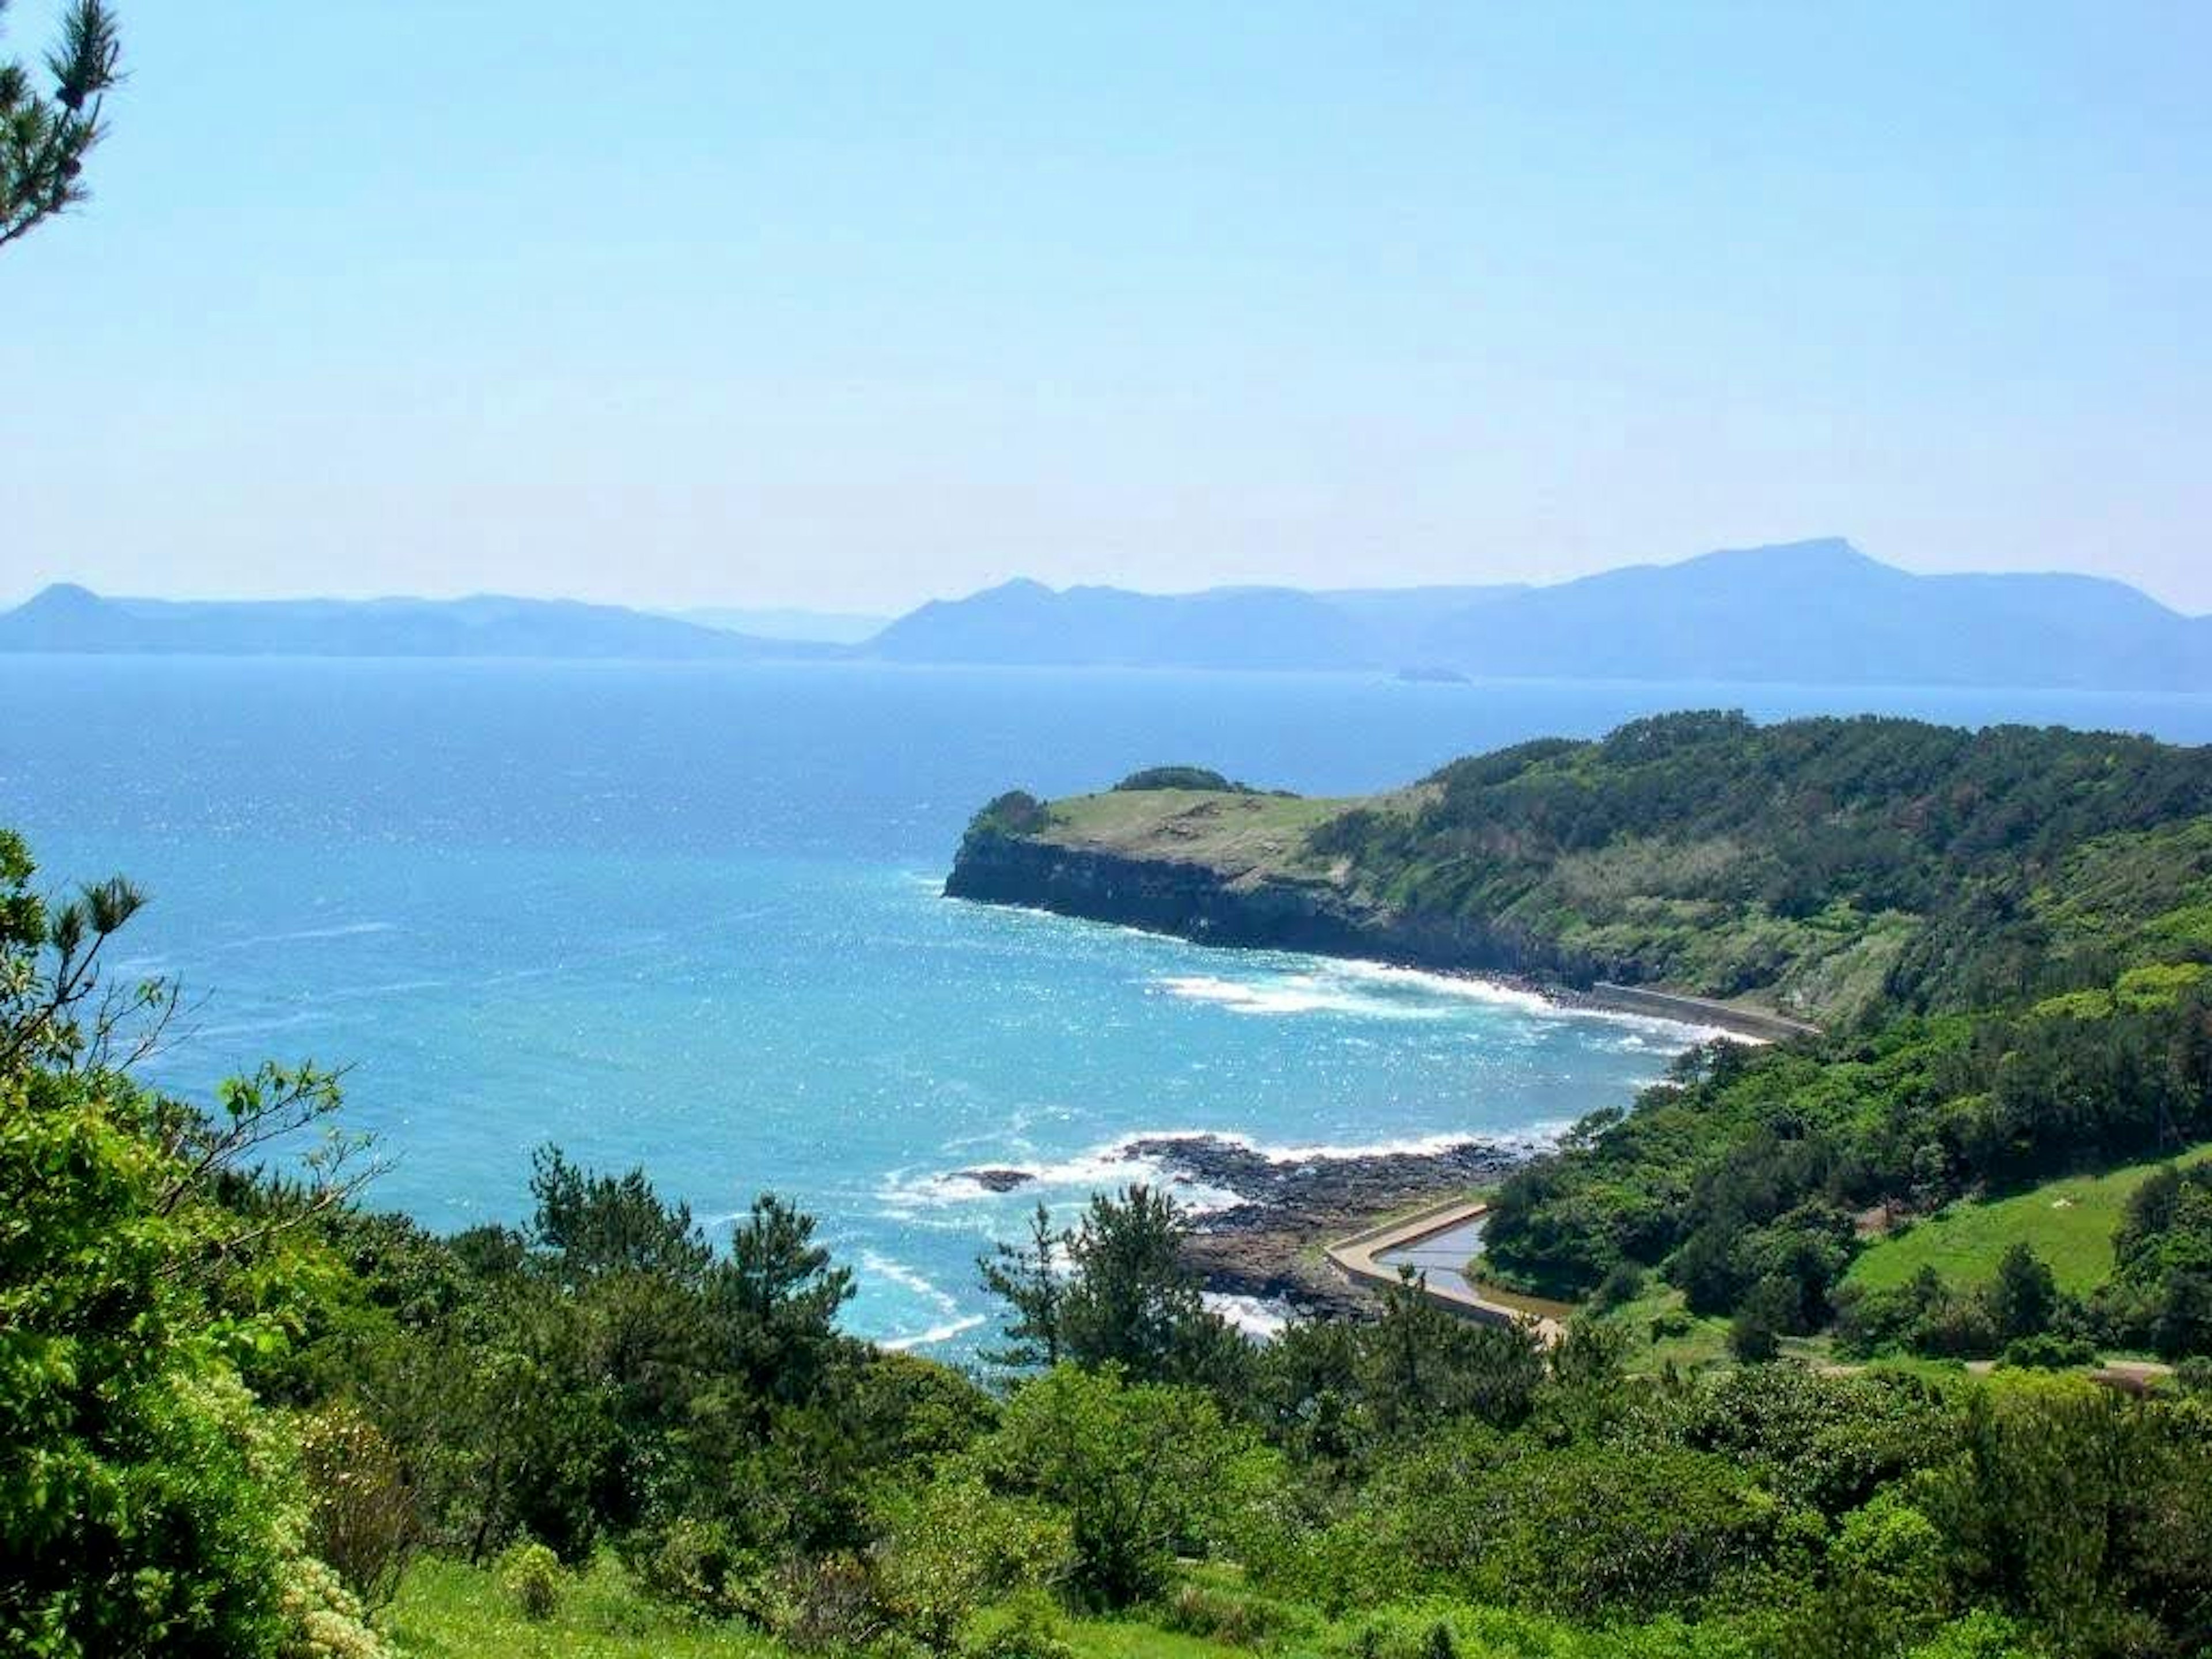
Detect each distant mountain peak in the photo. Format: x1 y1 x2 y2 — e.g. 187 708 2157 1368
20 581 108 610
1688 537 1875 571
864 542 2207 690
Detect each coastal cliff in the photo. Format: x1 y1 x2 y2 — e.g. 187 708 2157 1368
945 714 2212 1035
947 821 1585 984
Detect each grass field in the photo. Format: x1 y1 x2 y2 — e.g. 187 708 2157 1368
387 1555 780 1658
1600 1283 1733 1374
1040 786 1359 875
384 1555 1251 1659
1844 1144 2212 1298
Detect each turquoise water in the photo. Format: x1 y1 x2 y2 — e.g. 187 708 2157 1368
6 658 2210 1348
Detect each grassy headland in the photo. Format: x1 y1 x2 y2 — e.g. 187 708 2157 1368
957 714 2212 1028
1846 1145 2212 1300
955 713 2212 1358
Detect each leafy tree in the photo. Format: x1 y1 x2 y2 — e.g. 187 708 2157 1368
980 1365 1266 1608
530 1145 714 1285
1358 1270 1545 1436
1988 1244 2056 1344
711 1191 855 1411
1728 1290 1783 1364
1 0 120 251
1921 1376 2212 1655
0 834 378 1656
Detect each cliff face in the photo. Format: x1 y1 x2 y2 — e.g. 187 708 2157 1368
943 828 1592 985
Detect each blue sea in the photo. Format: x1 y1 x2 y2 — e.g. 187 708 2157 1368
6 658 2210 1349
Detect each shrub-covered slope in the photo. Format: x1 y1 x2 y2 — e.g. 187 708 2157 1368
952 711 2212 1026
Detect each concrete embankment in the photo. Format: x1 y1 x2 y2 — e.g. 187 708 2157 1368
1325 1198 1566 1345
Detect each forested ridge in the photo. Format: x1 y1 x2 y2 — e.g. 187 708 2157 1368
1304 711 2212 1020
1353 715 2212 1366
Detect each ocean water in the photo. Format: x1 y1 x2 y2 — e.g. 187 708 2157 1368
5 657 2210 1349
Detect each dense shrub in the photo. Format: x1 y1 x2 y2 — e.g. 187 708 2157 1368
496 1539 562 1620
1113 766 1249 793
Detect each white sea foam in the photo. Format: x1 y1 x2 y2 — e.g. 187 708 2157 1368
859 1251 991 1351
874 1118 1573 1222
1149 957 1724 1044
880 1313 987 1351
860 1248 961 1314
1204 1293 1294 1341
217 921 396 950
876 1136 1244 1217
1325 959 1557 1013
1154 972 1443 1020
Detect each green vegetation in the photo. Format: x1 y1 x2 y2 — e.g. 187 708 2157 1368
21 704 2212 1657
24 23 2212 1657
13 814 2212 1657
391 1554 779 1658
975 713 2212 1372
1035 786 1356 874
1848 1147 2212 1299
1 1 120 251
975 713 2212 1025
1111 766 1253 793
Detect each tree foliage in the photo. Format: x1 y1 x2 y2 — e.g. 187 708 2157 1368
0 0 120 251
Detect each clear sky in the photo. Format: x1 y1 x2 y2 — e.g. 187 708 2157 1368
2 2 2207 613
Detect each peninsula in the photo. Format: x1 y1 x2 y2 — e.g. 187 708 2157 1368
950 711 2173 1033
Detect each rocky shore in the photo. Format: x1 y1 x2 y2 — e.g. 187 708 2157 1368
1007 1132 1530 1318
949 1132 1524 1316
1151 1134 1525 1316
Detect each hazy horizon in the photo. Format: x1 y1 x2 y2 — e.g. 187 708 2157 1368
3 3 2207 613
8 534 2210 623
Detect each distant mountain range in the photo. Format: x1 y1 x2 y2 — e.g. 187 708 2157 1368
669 606 889 645
6 541 2206 687
866 540 2212 690
866 579 1527 671
0 585 825 660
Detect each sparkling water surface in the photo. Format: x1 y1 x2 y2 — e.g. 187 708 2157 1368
6 658 2209 1347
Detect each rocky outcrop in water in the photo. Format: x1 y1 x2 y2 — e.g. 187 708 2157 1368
1138 1133 1527 1318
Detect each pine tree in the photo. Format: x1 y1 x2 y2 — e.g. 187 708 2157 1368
1 1 121 251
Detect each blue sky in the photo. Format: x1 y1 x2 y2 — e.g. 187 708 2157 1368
2 2 2206 612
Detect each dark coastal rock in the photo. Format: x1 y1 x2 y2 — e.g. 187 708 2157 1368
943 830 1584 987
1132 1132 1529 1320
1126 1133 1520 1232
944 831 1808 1041
952 1167 1035 1192
926 1130 1529 1320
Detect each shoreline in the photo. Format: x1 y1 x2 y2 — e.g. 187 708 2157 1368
944 876 1815 1047
952 1130 1535 1319
1137 1131 1533 1319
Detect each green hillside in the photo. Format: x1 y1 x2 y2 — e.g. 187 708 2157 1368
970 713 2212 1026
1847 1147 2212 1299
